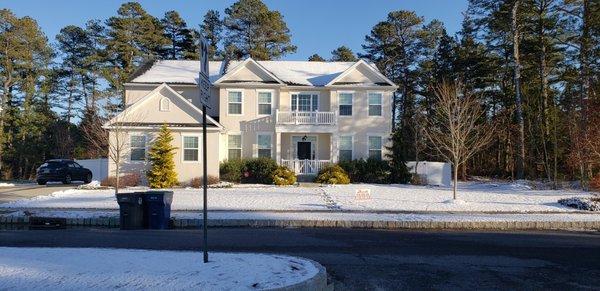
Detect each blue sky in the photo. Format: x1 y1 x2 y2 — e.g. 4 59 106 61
4 0 469 60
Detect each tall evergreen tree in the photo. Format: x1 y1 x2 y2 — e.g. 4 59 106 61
223 0 296 60
161 10 196 60
201 10 223 60
308 54 326 61
104 2 169 98
330 46 358 61
146 125 178 188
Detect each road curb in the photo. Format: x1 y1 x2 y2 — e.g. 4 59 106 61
1 214 599 230
271 258 331 291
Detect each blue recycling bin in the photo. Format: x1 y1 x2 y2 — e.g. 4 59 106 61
142 191 174 229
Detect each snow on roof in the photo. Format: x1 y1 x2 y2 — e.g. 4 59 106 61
130 60 224 84
130 59 373 86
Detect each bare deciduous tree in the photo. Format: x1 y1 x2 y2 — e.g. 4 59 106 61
424 82 495 200
82 105 143 195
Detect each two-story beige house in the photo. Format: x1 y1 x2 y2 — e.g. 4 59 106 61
105 58 397 183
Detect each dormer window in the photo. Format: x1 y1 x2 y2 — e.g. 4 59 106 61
159 97 170 112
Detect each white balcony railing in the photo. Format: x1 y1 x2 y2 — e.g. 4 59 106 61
275 110 337 125
281 159 331 175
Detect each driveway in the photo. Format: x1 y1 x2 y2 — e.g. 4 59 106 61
0 184 76 204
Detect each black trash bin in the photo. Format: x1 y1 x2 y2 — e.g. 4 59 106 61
116 192 145 230
142 191 174 229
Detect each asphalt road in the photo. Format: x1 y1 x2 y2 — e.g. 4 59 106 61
0 184 76 204
0 228 598 290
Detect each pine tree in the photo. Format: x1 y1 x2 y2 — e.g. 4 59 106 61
223 0 296 60
146 125 178 188
161 10 196 60
104 2 169 97
308 54 325 61
201 10 223 60
330 46 357 62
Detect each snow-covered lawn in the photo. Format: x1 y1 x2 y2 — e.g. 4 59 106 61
1 186 327 211
0 182 15 188
0 248 320 290
0 181 593 213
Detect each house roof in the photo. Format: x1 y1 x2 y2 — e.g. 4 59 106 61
129 59 397 87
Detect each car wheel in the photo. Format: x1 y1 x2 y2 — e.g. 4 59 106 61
84 173 92 184
63 174 72 185
37 180 47 185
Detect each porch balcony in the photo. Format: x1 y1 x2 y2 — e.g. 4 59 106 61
281 159 331 175
275 110 337 126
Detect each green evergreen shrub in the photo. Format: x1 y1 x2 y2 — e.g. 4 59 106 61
146 125 179 188
242 157 278 184
315 164 350 184
339 158 410 184
272 166 296 186
219 159 245 183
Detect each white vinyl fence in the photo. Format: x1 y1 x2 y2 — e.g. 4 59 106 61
406 161 452 187
75 158 108 182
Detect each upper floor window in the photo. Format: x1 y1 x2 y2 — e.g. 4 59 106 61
368 92 382 116
130 135 146 161
257 134 272 158
228 134 242 159
339 136 353 161
228 91 243 115
368 136 383 160
257 91 272 115
183 136 199 161
159 97 170 111
339 92 353 116
291 93 318 112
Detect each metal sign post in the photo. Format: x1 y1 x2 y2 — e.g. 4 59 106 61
198 35 211 264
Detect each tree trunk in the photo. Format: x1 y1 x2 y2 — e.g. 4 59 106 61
512 0 526 180
453 162 458 200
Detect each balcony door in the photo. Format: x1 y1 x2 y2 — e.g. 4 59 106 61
291 93 318 112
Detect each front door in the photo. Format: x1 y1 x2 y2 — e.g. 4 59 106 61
297 142 311 160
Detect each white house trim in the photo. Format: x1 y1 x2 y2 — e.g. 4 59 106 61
213 58 285 85
325 59 397 87
104 83 223 130
256 89 275 117
226 88 244 116
180 134 202 164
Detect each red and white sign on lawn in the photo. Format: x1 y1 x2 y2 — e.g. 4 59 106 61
355 189 372 201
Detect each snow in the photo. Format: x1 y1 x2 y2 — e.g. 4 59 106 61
77 180 101 190
1 186 327 211
131 59 360 86
0 183 15 188
0 182 593 213
5 209 600 224
131 60 225 84
0 248 319 290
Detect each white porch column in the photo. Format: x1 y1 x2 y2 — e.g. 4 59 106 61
331 132 339 163
275 131 282 163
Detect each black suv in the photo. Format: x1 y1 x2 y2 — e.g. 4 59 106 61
36 159 93 185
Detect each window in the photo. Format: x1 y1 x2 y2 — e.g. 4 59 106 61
228 91 242 115
368 136 383 160
228 134 242 159
339 136 353 161
159 97 170 111
291 93 318 112
257 91 272 115
257 134 272 158
368 92 383 116
130 135 146 161
183 136 199 161
339 92 353 116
